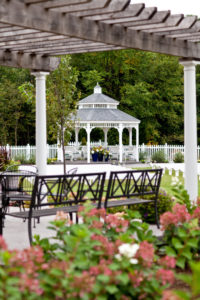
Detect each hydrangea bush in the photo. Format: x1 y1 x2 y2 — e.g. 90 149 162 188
0 204 176 300
160 202 200 269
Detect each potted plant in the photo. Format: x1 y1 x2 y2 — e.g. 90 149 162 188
105 149 110 161
97 146 104 161
91 147 99 161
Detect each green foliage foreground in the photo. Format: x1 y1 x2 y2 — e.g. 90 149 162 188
1 197 200 299
0 204 175 300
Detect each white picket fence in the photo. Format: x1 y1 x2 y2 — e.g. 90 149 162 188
138 143 186 162
5 143 200 162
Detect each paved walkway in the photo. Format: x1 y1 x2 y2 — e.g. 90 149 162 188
3 163 162 250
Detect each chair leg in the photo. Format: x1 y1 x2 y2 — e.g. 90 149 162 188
28 217 33 245
0 208 3 235
155 201 160 228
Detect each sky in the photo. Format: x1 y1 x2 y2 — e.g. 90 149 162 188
131 0 200 16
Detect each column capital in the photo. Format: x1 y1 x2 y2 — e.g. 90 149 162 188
86 123 91 133
31 71 50 79
179 59 200 68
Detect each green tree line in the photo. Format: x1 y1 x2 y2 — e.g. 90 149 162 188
0 49 197 146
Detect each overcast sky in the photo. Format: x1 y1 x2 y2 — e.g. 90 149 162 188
131 0 199 16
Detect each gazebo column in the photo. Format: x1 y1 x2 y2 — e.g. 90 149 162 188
136 125 139 162
103 128 108 147
118 123 123 163
129 128 132 146
180 60 198 202
32 72 49 175
86 123 91 163
75 127 79 146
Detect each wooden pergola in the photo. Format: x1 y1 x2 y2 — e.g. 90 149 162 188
1 0 200 201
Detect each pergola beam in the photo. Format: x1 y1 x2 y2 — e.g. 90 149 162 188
0 50 60 71
0 0 200 60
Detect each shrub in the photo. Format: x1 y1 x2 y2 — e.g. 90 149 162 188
0 146 11 170
139 151 148 162
152 150 167 163
160 203 200 269
13 153 36 164
137 190 174 224
173 152 184 163
0 204 176 299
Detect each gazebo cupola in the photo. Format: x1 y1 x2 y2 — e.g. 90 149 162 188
78 83 118 110
74 84 140 163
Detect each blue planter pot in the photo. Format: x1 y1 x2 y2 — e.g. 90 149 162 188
98 153 104 161
105 155 109 162
92 153 98 162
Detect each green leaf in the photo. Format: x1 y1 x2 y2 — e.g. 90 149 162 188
165 246 176 257
175 290 191 300
182 248 192 260
97 274 110 283
116 273 129 285
177 227 187 238
172 237 183 249
106 285 119 294
176 256 186 269
187 238 198 248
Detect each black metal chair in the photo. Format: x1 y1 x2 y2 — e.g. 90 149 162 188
0 167 37 213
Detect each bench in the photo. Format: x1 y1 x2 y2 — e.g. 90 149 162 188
0 168 162 245
104 169 163 227
0 172 106 244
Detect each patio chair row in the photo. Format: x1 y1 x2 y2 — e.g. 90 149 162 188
0 168 162 244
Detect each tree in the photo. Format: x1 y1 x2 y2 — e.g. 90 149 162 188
71 50 184 144
47 56 79 174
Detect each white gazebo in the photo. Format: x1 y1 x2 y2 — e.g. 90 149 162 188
73 84 140 163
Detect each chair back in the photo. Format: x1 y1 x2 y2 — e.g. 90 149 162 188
105 169 163 207
31 172 106 209
1 169 37 195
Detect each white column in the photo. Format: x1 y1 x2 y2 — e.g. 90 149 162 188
86 123 91 163
118 123 123 163
75 127 79 146
129 128 132 146
136 125 139 162
104 128 108 147
180 60 198 202
32 72 49 175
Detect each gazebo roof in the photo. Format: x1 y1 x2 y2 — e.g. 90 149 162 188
78 83 119 105
75 84 140 125
78 93 119 105
76 108 140 123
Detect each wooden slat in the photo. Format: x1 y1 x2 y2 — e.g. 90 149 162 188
25 0 91 5
146 16 197 34
21 41 106 53
71 0 131 17
0 37 81 49
45 0 109 13
126 13 182 30
83 4 144 22
48 46 125 55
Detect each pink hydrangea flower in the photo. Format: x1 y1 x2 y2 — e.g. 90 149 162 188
135 241 154 267
162 290 181 300
0 235 8 250
156 269 175 285
159 256 176 269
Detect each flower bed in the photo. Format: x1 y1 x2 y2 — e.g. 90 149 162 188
0 205 176 299
1 199 200 299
